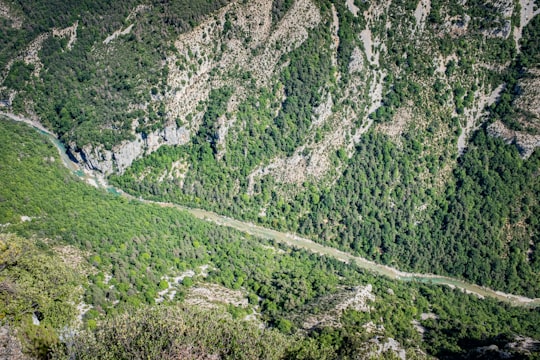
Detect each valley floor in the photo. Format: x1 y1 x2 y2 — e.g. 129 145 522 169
3 112 539 309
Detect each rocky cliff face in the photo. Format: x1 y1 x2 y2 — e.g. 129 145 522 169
67 0 323 175
2 0 538 177
70 123 189 174
487 120 540 159
487 67 540 159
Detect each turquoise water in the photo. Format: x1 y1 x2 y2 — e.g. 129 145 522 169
36 123 127 197
107 187 122 195
36 128 79 172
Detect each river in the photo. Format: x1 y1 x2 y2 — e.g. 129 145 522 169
2 112 539 308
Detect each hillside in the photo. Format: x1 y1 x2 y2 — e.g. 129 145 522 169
3 0 538 296
1 0 540 358
1 116 540 359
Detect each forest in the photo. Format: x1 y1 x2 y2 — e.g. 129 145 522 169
1 0 234 147
107 0 540 298
1 0 540 358
1 118 540 358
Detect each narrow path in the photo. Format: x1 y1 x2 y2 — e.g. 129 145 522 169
2 113 539 308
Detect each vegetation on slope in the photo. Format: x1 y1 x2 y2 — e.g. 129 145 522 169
1 0 540 356
112 124 540 298
1 0 233 147
0 233 81 357
2 117 540 359
491 13 540 133
108 0 540 298
52 305 291 360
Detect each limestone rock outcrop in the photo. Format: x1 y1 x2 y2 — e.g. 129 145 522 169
69 124 189 174
487 120 540 159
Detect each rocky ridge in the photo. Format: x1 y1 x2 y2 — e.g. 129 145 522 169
2 0 538 178
68 0 322 174
0 1 22 29
487 120 540 159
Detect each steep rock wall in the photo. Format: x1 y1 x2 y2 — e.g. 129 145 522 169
70 124 189 174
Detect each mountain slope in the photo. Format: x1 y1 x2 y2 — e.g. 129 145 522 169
2 116 540 359
1 0 539 301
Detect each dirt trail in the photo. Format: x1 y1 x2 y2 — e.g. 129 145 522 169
0 112 78 171
0 111 53 135
2 113 540 308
